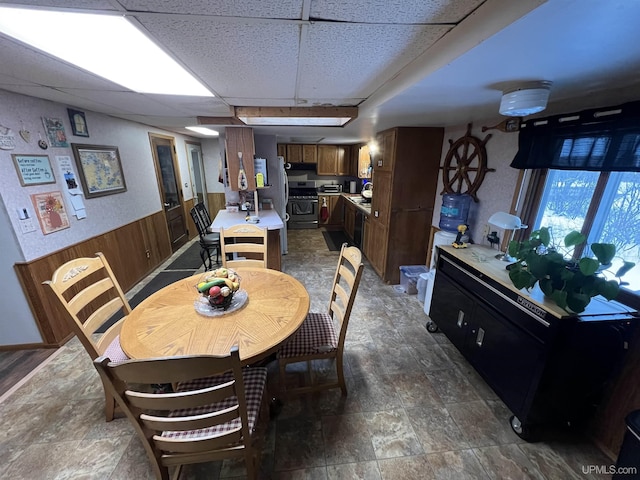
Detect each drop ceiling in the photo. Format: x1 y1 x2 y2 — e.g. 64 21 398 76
0 0 639 144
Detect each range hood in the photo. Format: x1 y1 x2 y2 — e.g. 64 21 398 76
286 162 316 171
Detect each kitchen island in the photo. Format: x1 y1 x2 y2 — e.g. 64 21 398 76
211 209 284 271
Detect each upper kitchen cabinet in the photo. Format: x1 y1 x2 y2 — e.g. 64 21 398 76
357 144 372 179
225 127 256 191
367 127 444 283
302 144 317 164
373 129 397 172
317 145 352 176
278 144 317 164
286 144 303 163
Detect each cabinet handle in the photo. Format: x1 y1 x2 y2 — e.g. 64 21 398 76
476 328 485 347
457 311 465 328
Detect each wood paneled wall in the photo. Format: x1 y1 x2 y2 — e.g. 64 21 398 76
13 211 171 348
208 193 226 219
590 328 640 459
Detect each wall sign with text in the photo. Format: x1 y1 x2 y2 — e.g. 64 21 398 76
11 154 56 186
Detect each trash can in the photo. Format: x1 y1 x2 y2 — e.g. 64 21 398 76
614 410 640 478
417 272 430 304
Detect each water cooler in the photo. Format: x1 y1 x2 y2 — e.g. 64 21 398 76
423 194 473 322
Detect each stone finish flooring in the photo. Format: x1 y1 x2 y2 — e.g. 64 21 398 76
0 228 614 479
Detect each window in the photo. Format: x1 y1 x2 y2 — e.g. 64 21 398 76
531 169 640 302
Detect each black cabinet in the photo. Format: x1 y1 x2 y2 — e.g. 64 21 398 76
429 246 637 439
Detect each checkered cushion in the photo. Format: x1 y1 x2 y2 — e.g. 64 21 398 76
277 312 338 359
103 335 129 363
161 367 267 442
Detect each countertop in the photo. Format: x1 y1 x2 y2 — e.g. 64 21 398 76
437 244 636 320
211 209 284 231
341 193 371 214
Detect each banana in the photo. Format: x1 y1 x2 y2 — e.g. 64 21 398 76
197 278 227 293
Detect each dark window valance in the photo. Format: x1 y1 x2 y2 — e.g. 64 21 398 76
510 100 640 171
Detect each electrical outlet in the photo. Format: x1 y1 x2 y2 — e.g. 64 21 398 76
482 224 490 238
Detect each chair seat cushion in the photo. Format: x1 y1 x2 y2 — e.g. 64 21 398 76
163 367 267 441
103 335 129 363
277 312 338 359
201 233 220 246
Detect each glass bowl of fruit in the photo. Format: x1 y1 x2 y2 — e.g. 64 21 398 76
194 267 247 316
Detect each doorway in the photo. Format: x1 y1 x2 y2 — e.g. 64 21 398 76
149 133 188 252
186 141 207 211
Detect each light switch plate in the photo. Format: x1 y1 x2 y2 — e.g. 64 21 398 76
19 218 37 234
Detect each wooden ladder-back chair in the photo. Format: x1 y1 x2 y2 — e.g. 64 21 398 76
277 243 363 395
190 206 220 270
93 347 269 480
43 252 131 421
220 223 268 269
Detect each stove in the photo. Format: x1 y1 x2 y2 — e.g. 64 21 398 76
287 180 319 229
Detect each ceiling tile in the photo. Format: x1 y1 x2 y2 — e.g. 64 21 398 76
310 0 483 23
0 0 117 11
139 17 300 99
121 0 304 18
298 23 449 98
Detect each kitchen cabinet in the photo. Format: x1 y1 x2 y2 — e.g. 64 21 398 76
319 194 343 227
358 144 372 179
317 145 337 175
225 127 256 191
302 144 317 164
317 145 352 175
364 216 387 275
277 144 317 163
374 128 397 172
368 127 444 283
344 199 356 240
286 144 303 163
429 245 638 439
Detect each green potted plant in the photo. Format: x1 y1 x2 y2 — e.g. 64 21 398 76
507 227 635 313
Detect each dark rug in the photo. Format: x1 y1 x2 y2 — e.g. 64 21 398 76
322 230 351 251
98 270 196 333
164 242 206 270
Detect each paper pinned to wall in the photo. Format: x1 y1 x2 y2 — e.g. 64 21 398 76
56 155 86 219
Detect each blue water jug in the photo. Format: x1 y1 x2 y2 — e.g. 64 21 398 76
439 194 471 232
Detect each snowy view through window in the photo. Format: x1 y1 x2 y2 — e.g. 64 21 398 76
534 170 640 293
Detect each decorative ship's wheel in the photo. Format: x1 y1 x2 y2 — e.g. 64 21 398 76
440 124 494 202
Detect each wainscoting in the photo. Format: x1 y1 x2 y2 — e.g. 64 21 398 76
13 211 172 347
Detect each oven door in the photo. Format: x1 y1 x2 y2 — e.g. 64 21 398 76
287 197 319 229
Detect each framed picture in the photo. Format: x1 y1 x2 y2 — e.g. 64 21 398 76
31 191 70 235
41 117 69 147
67 108 89 137
12 154 56 186
71 144 127 198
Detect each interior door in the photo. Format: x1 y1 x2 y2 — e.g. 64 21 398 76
186 141 207 210
149 134 188 252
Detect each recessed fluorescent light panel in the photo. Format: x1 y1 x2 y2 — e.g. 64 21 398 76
0 7 213 97
234 106 358 127
186 126 219 136
239 117 352 126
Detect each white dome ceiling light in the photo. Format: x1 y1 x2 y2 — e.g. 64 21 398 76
499 81 553 117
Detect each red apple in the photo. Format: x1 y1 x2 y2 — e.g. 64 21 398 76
209 286 221 297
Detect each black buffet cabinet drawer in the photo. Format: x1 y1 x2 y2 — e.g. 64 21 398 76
429 247 637 440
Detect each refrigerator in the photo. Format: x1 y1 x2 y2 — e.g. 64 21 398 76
254 135 288 254
271 156 288 254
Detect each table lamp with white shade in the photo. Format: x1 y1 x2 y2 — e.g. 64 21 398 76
488 212 527 261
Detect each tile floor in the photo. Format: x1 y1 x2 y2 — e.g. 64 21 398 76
0 228 614 479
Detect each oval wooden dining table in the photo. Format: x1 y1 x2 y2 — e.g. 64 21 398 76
119 267 310 365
